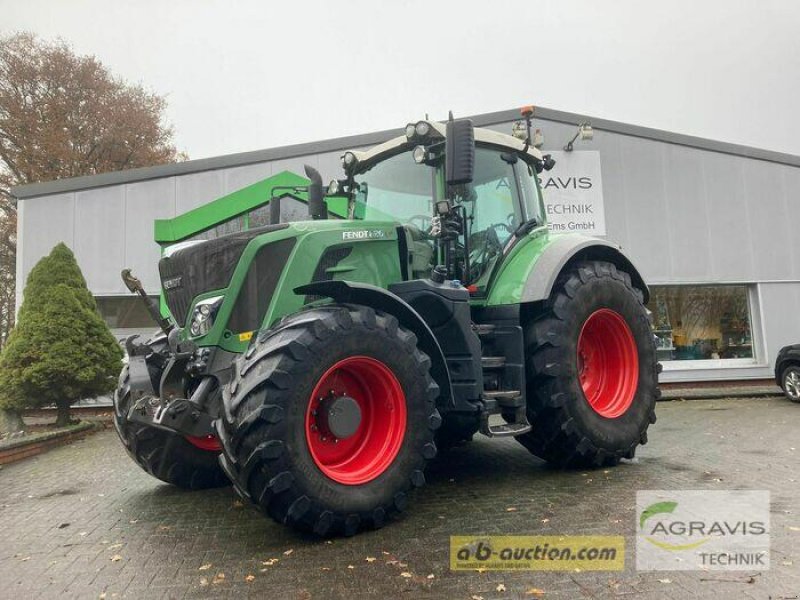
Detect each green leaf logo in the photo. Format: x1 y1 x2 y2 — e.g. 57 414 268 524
640 501 678 529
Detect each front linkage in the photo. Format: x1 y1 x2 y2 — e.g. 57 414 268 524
114 272 228 489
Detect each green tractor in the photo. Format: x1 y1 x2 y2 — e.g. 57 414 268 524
114 109 659 536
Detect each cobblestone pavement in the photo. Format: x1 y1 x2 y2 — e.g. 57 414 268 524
0 396 798 600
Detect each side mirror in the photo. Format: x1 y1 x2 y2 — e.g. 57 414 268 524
304 165 327 220
445 119 474 186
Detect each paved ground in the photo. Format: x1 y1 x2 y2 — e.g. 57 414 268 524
0 397 798 600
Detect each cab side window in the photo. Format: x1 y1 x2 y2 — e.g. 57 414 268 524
464 149 523 285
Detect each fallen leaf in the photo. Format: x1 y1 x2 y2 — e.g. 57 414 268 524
261 558 279 566
212 572 225 585
400 572 413 578
19 556 31 562
497 583 507 592
366 557 376 562
382 551 390 555
79 532 88 536
58 523 70 529
199 563 212 571
283 549 294 556
526 588 545 597
471 596 484 600
321 567 331 571
427 574 435 579
789 526 800 532
233 500 244 508
347 565 355 570
245 574 255 583
129 519 138 524
157 525 172 531
782 560 793 566
107 544 123 551
541 518 550 524
99 593 106 599
658 578 671 584
506 507 517 512
199 577 208 587
110 555 122 562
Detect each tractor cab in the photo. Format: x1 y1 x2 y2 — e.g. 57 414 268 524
329 117 549 293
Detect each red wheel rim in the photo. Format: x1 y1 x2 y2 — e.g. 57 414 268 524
306 356 407 485
577 309 639 418
185 434 222 451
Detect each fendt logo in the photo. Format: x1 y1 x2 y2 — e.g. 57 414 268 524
636 491 769 571
342 229 387 241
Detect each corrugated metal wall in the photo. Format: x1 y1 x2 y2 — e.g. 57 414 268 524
15 117 800 381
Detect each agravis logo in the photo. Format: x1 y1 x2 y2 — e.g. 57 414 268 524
640 500 710 551
636 491 770 571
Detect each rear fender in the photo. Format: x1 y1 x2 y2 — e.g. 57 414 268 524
521 234 649 304
294 280 454 408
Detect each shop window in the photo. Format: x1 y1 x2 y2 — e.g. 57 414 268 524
647 285 754 362
95 296 159 330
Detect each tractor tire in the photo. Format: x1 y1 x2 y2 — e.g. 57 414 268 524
779 365 800 402
113 345 229 490
517 260 659 468
217 304 441 537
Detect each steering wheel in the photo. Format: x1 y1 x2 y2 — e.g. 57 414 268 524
469 226 504 280
408 214 433 234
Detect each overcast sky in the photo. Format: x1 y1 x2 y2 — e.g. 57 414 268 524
3 0 799 159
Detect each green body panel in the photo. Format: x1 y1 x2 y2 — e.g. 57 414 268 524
187 220 402 354
482 227 553 307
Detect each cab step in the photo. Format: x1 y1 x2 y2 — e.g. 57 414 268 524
472 323 496 337
479 406 532 438
483 389 524 408
481 356 506 369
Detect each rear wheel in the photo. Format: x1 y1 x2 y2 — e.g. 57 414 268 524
113 341 228 490
217 304 441 537
517 261 659 467
781 365 800 402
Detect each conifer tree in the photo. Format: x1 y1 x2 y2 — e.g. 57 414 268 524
0 244 122 427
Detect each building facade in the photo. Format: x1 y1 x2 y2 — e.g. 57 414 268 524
11 106 800 383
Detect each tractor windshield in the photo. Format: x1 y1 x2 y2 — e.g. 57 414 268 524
353 151 437 224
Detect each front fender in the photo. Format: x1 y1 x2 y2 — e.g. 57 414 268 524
294 280 454 408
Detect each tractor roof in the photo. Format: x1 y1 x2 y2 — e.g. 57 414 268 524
347 120 543 172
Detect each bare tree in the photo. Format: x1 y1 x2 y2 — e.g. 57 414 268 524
0 32 185 349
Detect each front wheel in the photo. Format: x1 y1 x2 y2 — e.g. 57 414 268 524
113 347 229 490
217 304 441 537
517 260 659 467
781 365 800 402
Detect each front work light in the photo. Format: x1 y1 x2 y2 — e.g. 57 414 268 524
190 296 224 337
412 145 428 164
342 151 357 168
414 121 431 137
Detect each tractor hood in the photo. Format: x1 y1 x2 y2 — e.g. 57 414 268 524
159 224 288 324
